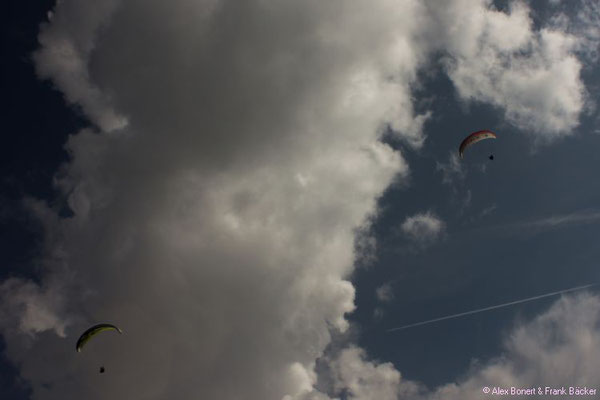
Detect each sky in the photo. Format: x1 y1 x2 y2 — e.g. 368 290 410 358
1 0 600 399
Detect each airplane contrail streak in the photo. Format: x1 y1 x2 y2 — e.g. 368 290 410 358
388 283 596 333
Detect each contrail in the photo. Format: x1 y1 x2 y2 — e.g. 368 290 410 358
388 283 595 332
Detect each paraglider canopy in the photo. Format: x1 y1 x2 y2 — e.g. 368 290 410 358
76 323 122 353
459 130 497 159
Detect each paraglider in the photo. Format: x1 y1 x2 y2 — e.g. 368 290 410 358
459 130 497 160
76 323 122 353
76 323 122 373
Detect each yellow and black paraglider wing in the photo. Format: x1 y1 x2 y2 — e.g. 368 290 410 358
76 323 122 353
459 130 497 159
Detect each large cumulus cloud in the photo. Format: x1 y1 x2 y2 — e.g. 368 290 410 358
5 0 423 399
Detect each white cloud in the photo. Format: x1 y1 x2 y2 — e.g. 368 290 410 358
3 1 427 399
558 0 600 64
329 347 418 400
427 0 590 139
427 293 600 400
0 278 68 339
401 211 446 246
305 293 600 400
34 1 128 132
296 347 422 400
436 152 465 186
376 283 394 303
373 307 385 321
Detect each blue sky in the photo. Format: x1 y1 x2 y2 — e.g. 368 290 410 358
351 58 600 388
2 1 600 399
